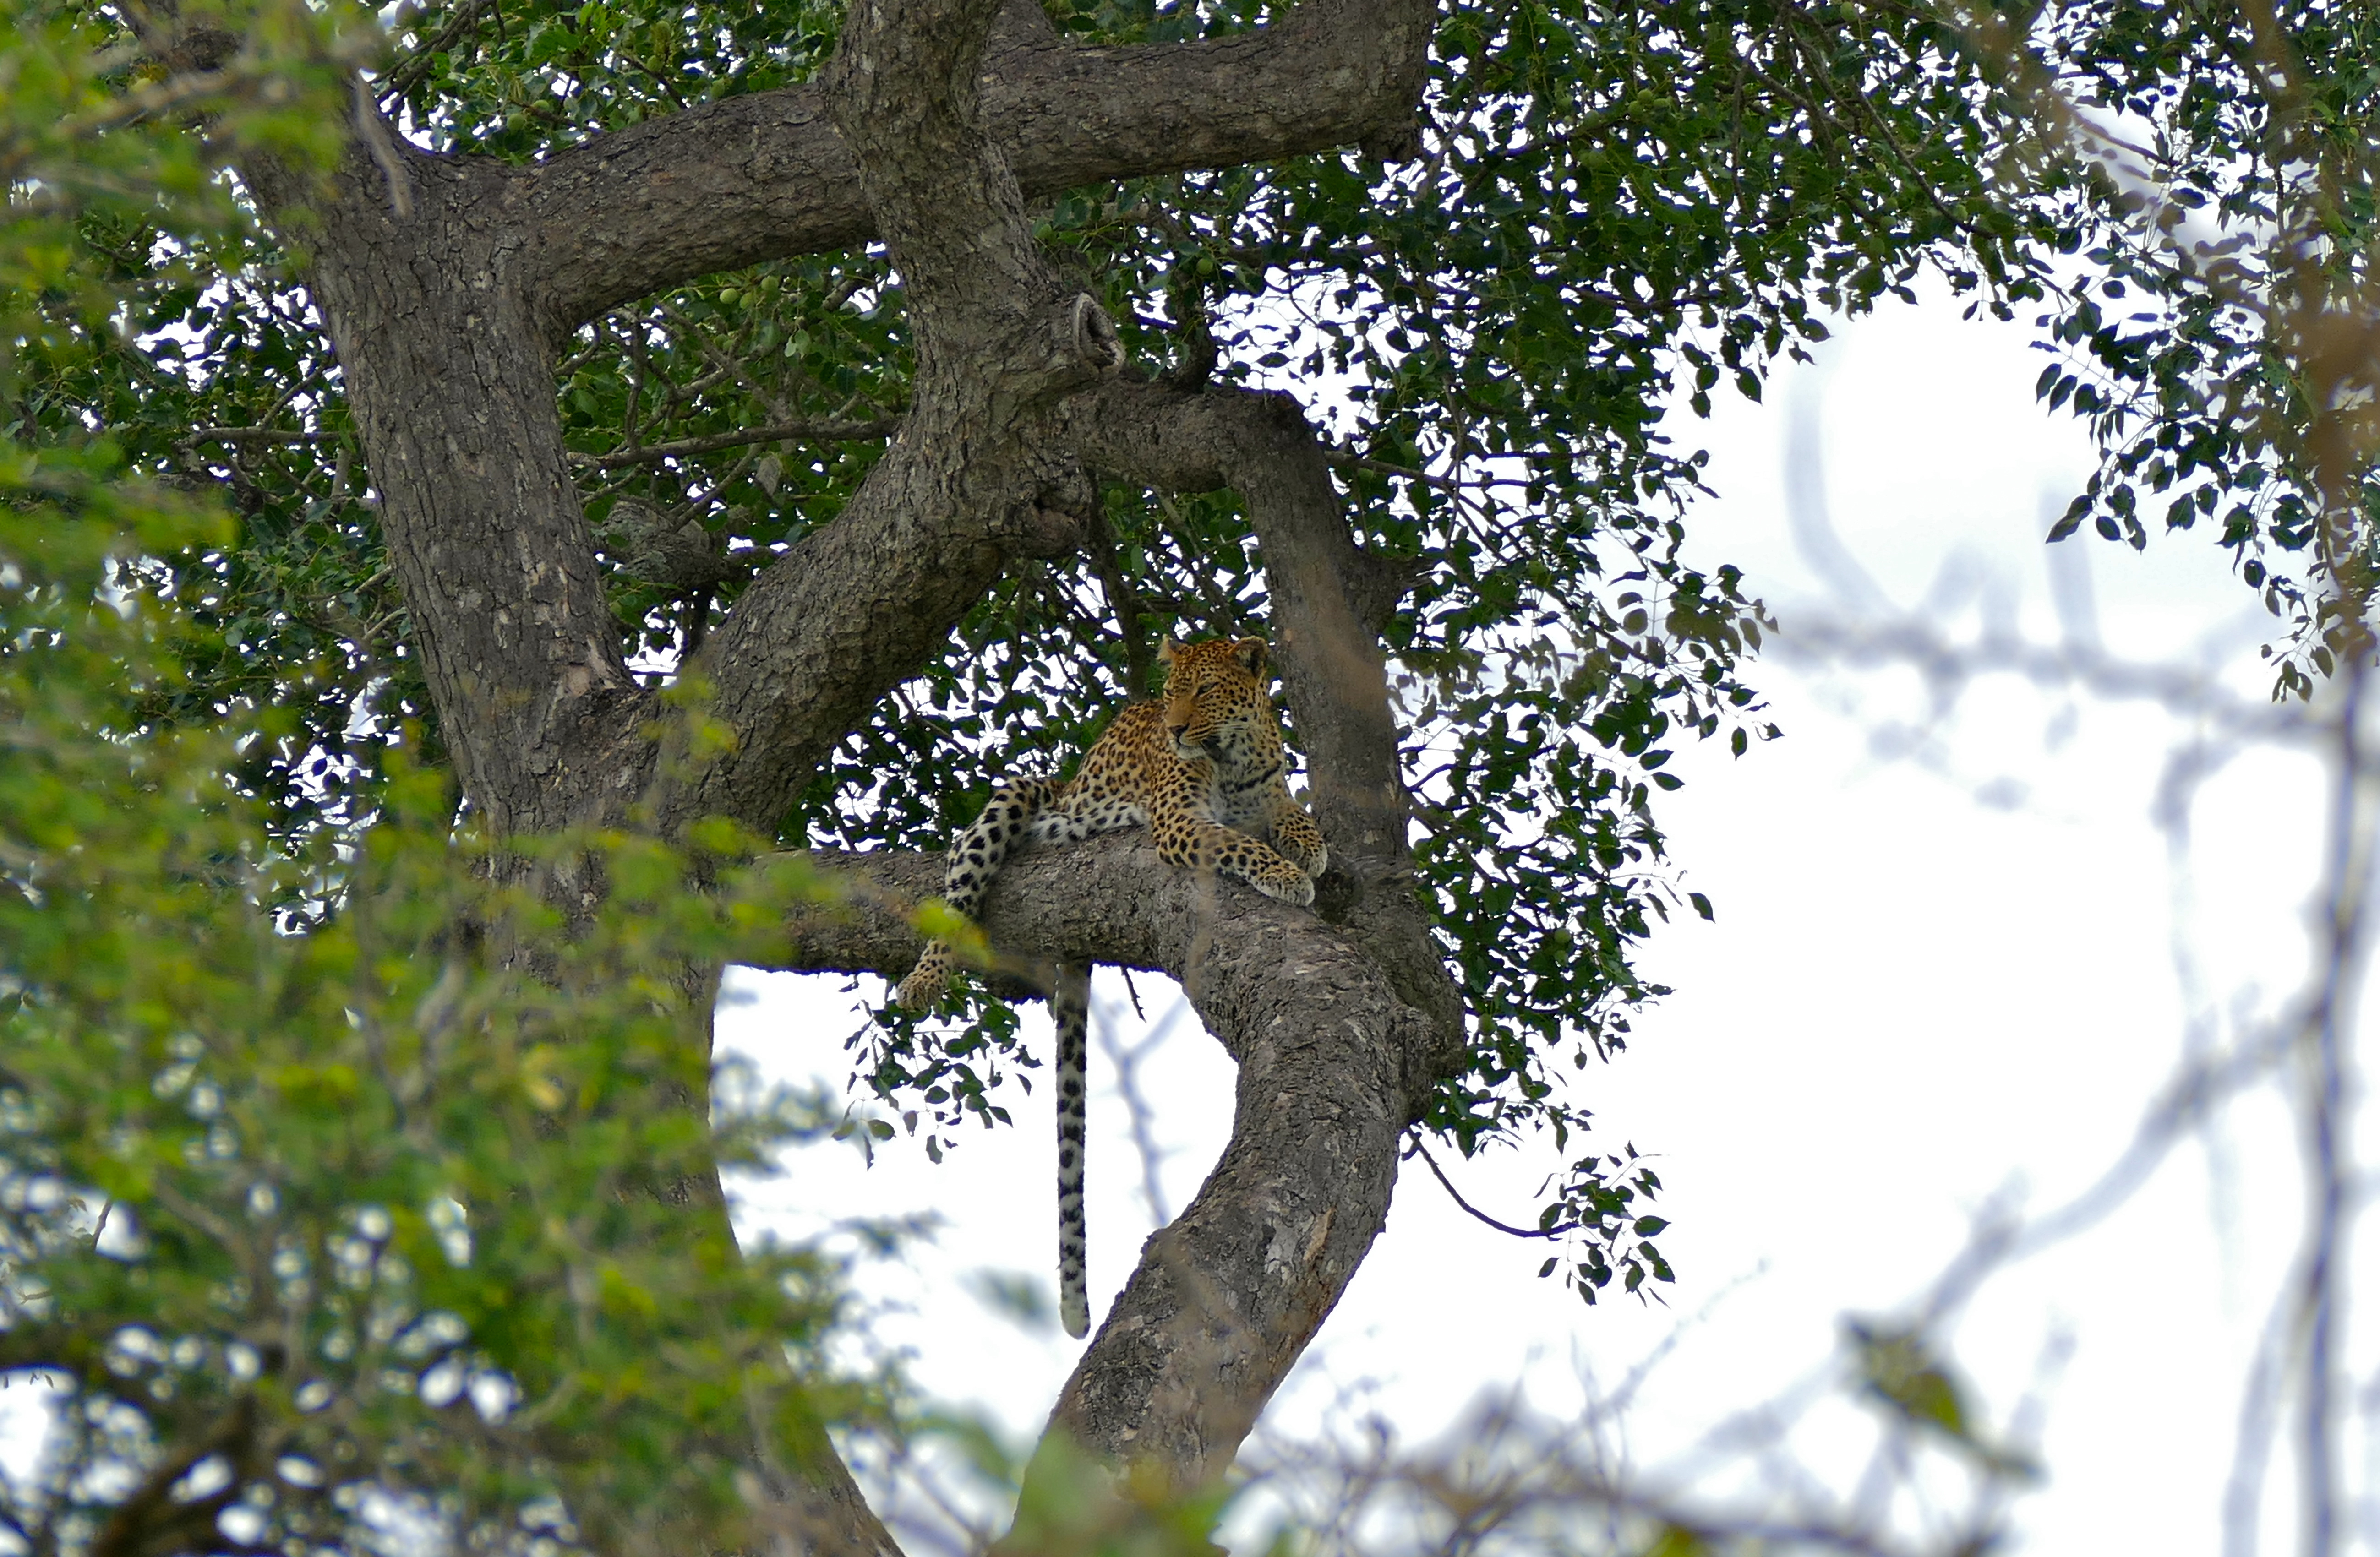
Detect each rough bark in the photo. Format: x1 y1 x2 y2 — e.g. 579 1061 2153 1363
212 0 1447 1540
646 0 1122 832
241 146 657 842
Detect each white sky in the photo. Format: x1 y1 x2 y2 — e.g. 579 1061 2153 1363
722 287 2352 1554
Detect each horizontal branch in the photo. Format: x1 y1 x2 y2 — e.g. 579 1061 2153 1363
568 417 897 470
521 0 1433 332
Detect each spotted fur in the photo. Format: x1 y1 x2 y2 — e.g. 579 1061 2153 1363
1049 963 1090 1338
894 635 1328 1338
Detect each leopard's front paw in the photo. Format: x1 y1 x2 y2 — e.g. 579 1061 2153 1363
1271 817 1328 882
1253 870 1317 909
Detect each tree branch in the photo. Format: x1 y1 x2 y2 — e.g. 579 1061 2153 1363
646 0 1124 834
519 0 1436 334
185 426 338 446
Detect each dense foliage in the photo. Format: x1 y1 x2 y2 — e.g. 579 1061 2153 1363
2 458 884 1553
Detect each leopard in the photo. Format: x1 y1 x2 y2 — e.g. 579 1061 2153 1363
893 635 1328 1338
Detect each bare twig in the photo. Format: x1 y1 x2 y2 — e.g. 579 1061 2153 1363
568 417 896 470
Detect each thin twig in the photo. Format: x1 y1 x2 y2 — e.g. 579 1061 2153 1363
1407 1136 1575 1240
568 417 896 470
378 0 500 101
186 426 337 446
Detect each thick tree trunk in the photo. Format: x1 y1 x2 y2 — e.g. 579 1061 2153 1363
241 149 657 843
226 0 1449 1544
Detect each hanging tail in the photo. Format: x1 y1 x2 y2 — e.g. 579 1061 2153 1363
1053 961 1091 1339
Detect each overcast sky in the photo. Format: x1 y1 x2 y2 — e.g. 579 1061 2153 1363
726 285 2341 1555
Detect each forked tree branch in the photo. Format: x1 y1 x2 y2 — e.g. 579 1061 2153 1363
647 0 1124 832
766 832 1442 1505
711 0 1447 1513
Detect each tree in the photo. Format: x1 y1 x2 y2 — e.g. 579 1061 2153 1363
10 0 2380 1552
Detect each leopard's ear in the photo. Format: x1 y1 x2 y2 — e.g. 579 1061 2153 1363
1158 635 1184 665
1232 637 1268 676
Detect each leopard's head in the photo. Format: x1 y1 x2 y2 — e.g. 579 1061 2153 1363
1157 635 1274 764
